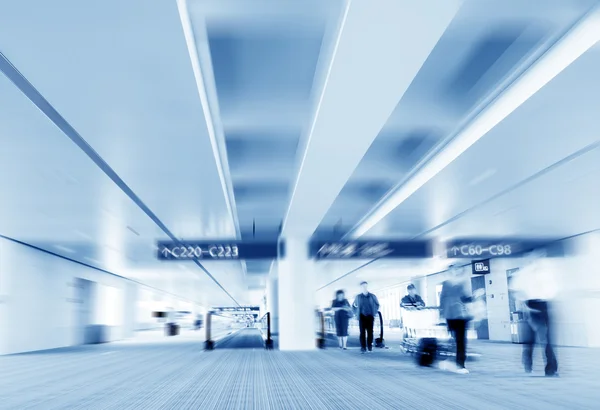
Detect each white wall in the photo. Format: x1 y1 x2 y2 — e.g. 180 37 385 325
485 259 516 342
551 232 600 347
482 233 600 347
0 238 208 354
424 232 600 347
0 238 133 354
123 282 137 338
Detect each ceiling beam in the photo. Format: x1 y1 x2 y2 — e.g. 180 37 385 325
349 4 600 238
0 50 242 307
177 0 251 282
282 0 463 237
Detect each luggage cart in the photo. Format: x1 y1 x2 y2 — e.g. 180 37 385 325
400 307 455 366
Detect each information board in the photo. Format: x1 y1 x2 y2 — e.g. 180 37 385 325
445 239 562 259
157 241 282 261
310 240 432 260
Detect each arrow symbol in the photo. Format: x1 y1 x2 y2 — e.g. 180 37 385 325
451 246 459 256
161 247 171 258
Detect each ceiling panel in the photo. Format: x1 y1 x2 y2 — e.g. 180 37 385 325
318 0 599 238
0 71 247 306
427 144 600 239
0 0 248 305
372 43 600 238
0 0 235 241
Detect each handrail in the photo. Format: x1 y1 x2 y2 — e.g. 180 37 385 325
316 310 326 349
205 311 214 350
204 311 238 350
376 311 385 347
321 309 385 348
259 312 273 349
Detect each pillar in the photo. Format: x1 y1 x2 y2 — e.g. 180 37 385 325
266 276 279 335
123 282 138 339
278 237 316 350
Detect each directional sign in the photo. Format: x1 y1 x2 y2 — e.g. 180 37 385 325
472 259 491 275
446 239 563 259
310 240 432 260
157 241 282 261
212 306 260 313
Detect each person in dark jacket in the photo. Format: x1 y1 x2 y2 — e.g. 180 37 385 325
509 249 559 376
401 284 425 309
331 290 352 349
353 281 380 353
439 264 472 374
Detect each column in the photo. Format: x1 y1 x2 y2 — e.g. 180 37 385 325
278 237 316 351
123 282 138 339
266 276 279 335
555 232 600 347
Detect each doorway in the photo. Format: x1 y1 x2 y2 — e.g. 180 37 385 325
471 275 489 339
74 278 95 344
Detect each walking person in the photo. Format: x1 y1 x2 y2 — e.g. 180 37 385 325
509 249 559 377
331 290 352 350
353 281 380 354
439 264 472 374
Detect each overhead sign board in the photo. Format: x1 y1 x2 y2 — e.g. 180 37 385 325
212 306 259 313
310 240 432 260
157 241 282 261
472 259 491 275
446 239 563 259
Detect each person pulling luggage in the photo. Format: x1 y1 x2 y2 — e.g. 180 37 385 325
353 281 380 354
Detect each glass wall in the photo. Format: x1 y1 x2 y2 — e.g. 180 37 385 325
376 283 409 325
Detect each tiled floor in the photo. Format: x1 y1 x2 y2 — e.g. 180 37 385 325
0 331 598 409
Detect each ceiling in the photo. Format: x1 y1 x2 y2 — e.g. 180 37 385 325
1 0 599 307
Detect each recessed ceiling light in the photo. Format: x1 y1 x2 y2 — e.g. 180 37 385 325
73 230 93 241
468 169 497 186
54 245 75 254
104 245 120 253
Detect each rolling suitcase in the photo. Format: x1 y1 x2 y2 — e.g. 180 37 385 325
416 337 438 367
166 323 179 336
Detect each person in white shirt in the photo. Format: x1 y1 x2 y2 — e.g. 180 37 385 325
509 249 559 376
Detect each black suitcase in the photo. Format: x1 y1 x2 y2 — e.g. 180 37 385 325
166 323 179 336
416 337 437 367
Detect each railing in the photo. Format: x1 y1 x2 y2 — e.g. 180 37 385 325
316 310 326 349
205 310 272 350
258 312 273 349
204 311 241 350
319 309 385 348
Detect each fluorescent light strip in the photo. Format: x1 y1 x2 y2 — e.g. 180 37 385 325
176 0 240 236
352 7 600 238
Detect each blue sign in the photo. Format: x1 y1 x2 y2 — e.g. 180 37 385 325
157 241 282 261
213 306 260 313
472 259 491 274
446 239 563 259
310 240 432 260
